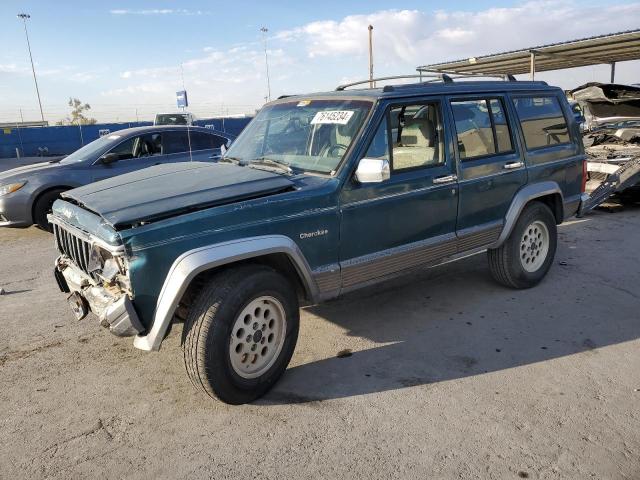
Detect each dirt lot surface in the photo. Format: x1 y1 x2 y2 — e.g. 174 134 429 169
1 207 639 480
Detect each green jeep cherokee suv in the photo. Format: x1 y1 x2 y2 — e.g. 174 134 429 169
50 76 588 404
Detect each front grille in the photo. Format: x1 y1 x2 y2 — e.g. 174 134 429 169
53 223 94 278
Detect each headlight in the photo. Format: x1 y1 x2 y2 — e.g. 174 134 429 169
0 182 27 196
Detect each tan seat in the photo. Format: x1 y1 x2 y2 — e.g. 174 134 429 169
393 118 438 169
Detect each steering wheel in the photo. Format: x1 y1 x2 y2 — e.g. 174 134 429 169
327 144 348 157
312 143 349 168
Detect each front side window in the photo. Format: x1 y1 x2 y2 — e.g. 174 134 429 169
108 137 136 160
512 96 570 149
105 133 161 160
223 99 373 174
390 103 444 171
137 133 162 157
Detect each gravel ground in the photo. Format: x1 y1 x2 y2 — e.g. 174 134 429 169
0 207 639 480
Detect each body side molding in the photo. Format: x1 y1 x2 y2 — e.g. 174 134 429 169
133 235 318 351
490 181 563 248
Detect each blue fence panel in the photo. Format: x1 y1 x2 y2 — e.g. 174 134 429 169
0 117 252 158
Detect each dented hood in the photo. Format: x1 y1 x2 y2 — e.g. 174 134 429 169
62 162 294 228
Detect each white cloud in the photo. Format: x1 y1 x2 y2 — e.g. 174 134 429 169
0 63 24 74
279 2 640 70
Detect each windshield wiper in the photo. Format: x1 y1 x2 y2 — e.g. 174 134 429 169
248 157 294 175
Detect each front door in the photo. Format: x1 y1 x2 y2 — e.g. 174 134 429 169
448 96 527 248
339 99 459 290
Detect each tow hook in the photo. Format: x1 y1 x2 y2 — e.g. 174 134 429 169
67 292 89 320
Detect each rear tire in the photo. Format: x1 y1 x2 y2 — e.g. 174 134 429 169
182 265 299 404
33 189 66 232
488 201 557 289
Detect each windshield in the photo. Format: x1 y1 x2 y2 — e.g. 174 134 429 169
155 114 188 125
59 134 120 164
224 99 372 174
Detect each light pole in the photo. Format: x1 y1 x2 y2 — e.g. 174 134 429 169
368 25 374 88
260 27 271 102
17 13 45 123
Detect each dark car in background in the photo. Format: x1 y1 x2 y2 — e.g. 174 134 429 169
0 125 234 230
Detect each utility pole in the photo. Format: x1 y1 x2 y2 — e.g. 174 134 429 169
260 27 271 102
368 25 374 88
17 13 45 123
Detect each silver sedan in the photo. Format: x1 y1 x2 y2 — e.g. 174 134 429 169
0 125 233 230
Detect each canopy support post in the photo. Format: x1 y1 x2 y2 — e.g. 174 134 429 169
610 62 616 83
530 51 536 80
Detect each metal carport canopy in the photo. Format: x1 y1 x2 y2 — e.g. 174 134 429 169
416 30 640 81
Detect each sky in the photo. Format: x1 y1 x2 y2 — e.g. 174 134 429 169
0 0 639 123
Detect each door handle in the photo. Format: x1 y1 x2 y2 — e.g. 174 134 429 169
503 161 524 170
433 174 458 184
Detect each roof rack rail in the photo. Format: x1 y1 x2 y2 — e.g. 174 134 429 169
416 68 518 82
335 73 453 91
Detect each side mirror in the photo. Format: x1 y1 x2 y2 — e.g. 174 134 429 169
99 153 119 165
355 158 390 184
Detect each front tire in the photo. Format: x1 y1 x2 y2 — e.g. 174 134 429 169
488 201 557 289
33 189 66 232
182 265 300 404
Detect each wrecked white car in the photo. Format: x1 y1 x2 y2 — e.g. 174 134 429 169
570 83 640 211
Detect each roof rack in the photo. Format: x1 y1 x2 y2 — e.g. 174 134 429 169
415 68 518 82
335 73 453 91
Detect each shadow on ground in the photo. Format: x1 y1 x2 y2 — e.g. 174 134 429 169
262 214 640 404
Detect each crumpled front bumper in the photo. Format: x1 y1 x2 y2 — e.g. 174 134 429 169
55 257 144 337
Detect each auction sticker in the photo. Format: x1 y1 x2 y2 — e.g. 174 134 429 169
311 110 354 125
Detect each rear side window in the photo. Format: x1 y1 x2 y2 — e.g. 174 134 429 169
451 99 513 160
162 131 190 154
190 132 227 150
512 96 570 149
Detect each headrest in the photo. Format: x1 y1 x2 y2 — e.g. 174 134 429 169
400 118 434 147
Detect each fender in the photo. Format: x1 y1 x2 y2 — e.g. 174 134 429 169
491 181 563 248
133 235 318 351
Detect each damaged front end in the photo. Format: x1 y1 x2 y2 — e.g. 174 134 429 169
49 204 144 337
569 83 640 213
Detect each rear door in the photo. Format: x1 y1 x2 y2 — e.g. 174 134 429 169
448 95 526 248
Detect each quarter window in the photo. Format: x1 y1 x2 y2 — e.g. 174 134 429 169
363 117 389 161
512 96 570 149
